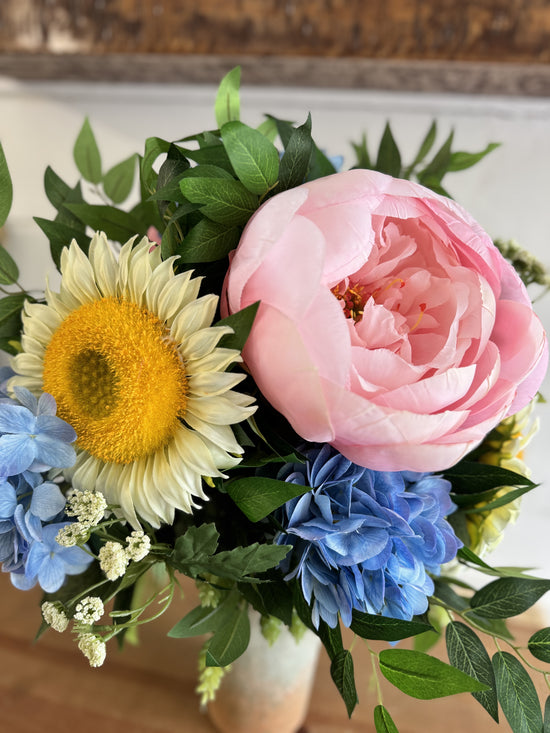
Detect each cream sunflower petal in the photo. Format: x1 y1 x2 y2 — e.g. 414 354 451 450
182 326 234 361
186 395 256 425
150 270 196 324
183 412 246 453
188 370 246 397
89 232 119 297
171 424 226 477
185 347 242 375
11 353 44 377
59 240 103 303
170 294 219 343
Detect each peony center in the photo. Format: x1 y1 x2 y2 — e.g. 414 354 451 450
42 297 188 464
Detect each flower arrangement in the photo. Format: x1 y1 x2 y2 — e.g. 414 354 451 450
0 67 549 731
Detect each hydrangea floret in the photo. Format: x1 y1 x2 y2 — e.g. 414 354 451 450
276 444 462 628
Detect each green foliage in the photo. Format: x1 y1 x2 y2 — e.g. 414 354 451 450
221 121 280 195
276 114 313 192
350 610 433 641
0 292 27 351
215 66 241 129
493 652 543 733
73 117 102 184
205 602 250 667
215 301 260 353
379 648 489 700
103 154 137 204
0 142 13 228
180 177 258 227
237 577 294 626
374 705 399 733
177 219 240 263
226 475 312 522
469 577 550 619
0 245 19 284
34 217 91 268
446 621 499 721
375 123 401 178
528 627 550 663
330 650 358 718
65 203 144 243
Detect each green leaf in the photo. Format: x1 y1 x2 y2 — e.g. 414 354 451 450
528 628 550 663
168 601 233 639
0 293 26 344
169 523 219 575
141 137 171 192
205 603 250 667
375 123 401 177
33 217 91 269
0 246 18 284
404 121 437 178
103 154 136 204
178 219 240 263
417 130 454 186
469 577 550 619
544 695 550 733
215 301 260 353
448 143 500 172
201 543 290 583
351 133 371 169
307 143 337 181
221 121 280 195
237 577 294 626
350 610 433 641
215 66 241 129
374 705 399 733
73 117 102 184
461 484 536 514
493 651 543 733
65 204 143 243
317 620 344 661
0 142 12 228
445 462 535 493
226 475 312 522
256 117 278 143
330 650 358 718
180 177 257 227
379 648 489 700
446 621 499 721
44 170 86 231
277 114 313 192
268 115 295 148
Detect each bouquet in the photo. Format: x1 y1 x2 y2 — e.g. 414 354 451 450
0 67 549 732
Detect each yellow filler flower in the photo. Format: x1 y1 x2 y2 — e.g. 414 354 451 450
11 232 256 527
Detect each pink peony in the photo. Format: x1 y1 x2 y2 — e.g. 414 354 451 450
224 170 547 472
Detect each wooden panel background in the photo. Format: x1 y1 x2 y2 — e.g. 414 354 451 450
2 1 550 93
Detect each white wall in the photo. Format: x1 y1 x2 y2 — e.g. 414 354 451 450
1 77 549 612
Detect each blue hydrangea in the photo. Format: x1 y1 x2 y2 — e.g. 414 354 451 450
0 388 90 592
276 444 462 628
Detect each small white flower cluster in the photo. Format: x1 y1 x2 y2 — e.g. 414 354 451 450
99 531 151 580
41 601 69 633
56 490 108 548
77 632 107 667
74 596 105 624
66 489 108 526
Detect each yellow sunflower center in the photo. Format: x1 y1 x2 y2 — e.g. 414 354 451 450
42 297 188 464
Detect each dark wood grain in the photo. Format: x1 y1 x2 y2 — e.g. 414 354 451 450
2 0 550 63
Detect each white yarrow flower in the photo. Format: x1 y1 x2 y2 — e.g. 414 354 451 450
41 601 69 632
56 522 88 547
74 596 105 624
125 530 151 562
78 633 107 667
66 489 107 526
99 541 129 580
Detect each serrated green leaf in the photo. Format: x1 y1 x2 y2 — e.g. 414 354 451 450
445 462 535 493
375 123 401 177
0 246 18 284
448 143 500 172
73 117 102 184
33 217 91 269
168 601 233 639
170 523 219 574
178 219 240 263
317 620 344 662
65 203 143 243
350 610 433 641
201 543 290 582
374 705 399 733
215 301 260 353
205 603 250 667
237 578 294 626
276 114 313 192
469 577 550 619
103 154 136 204
215 66 241 129
403 121 437 178
379 648 488 700
528 628 550 663
179 144 234 174
446 621 498 721
330 650 358 718
0 143 12 228
221 121 279 195
493 651 543 733
180 177 257 226
226 475 312 522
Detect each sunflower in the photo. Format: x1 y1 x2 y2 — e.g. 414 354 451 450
11 232 256 527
